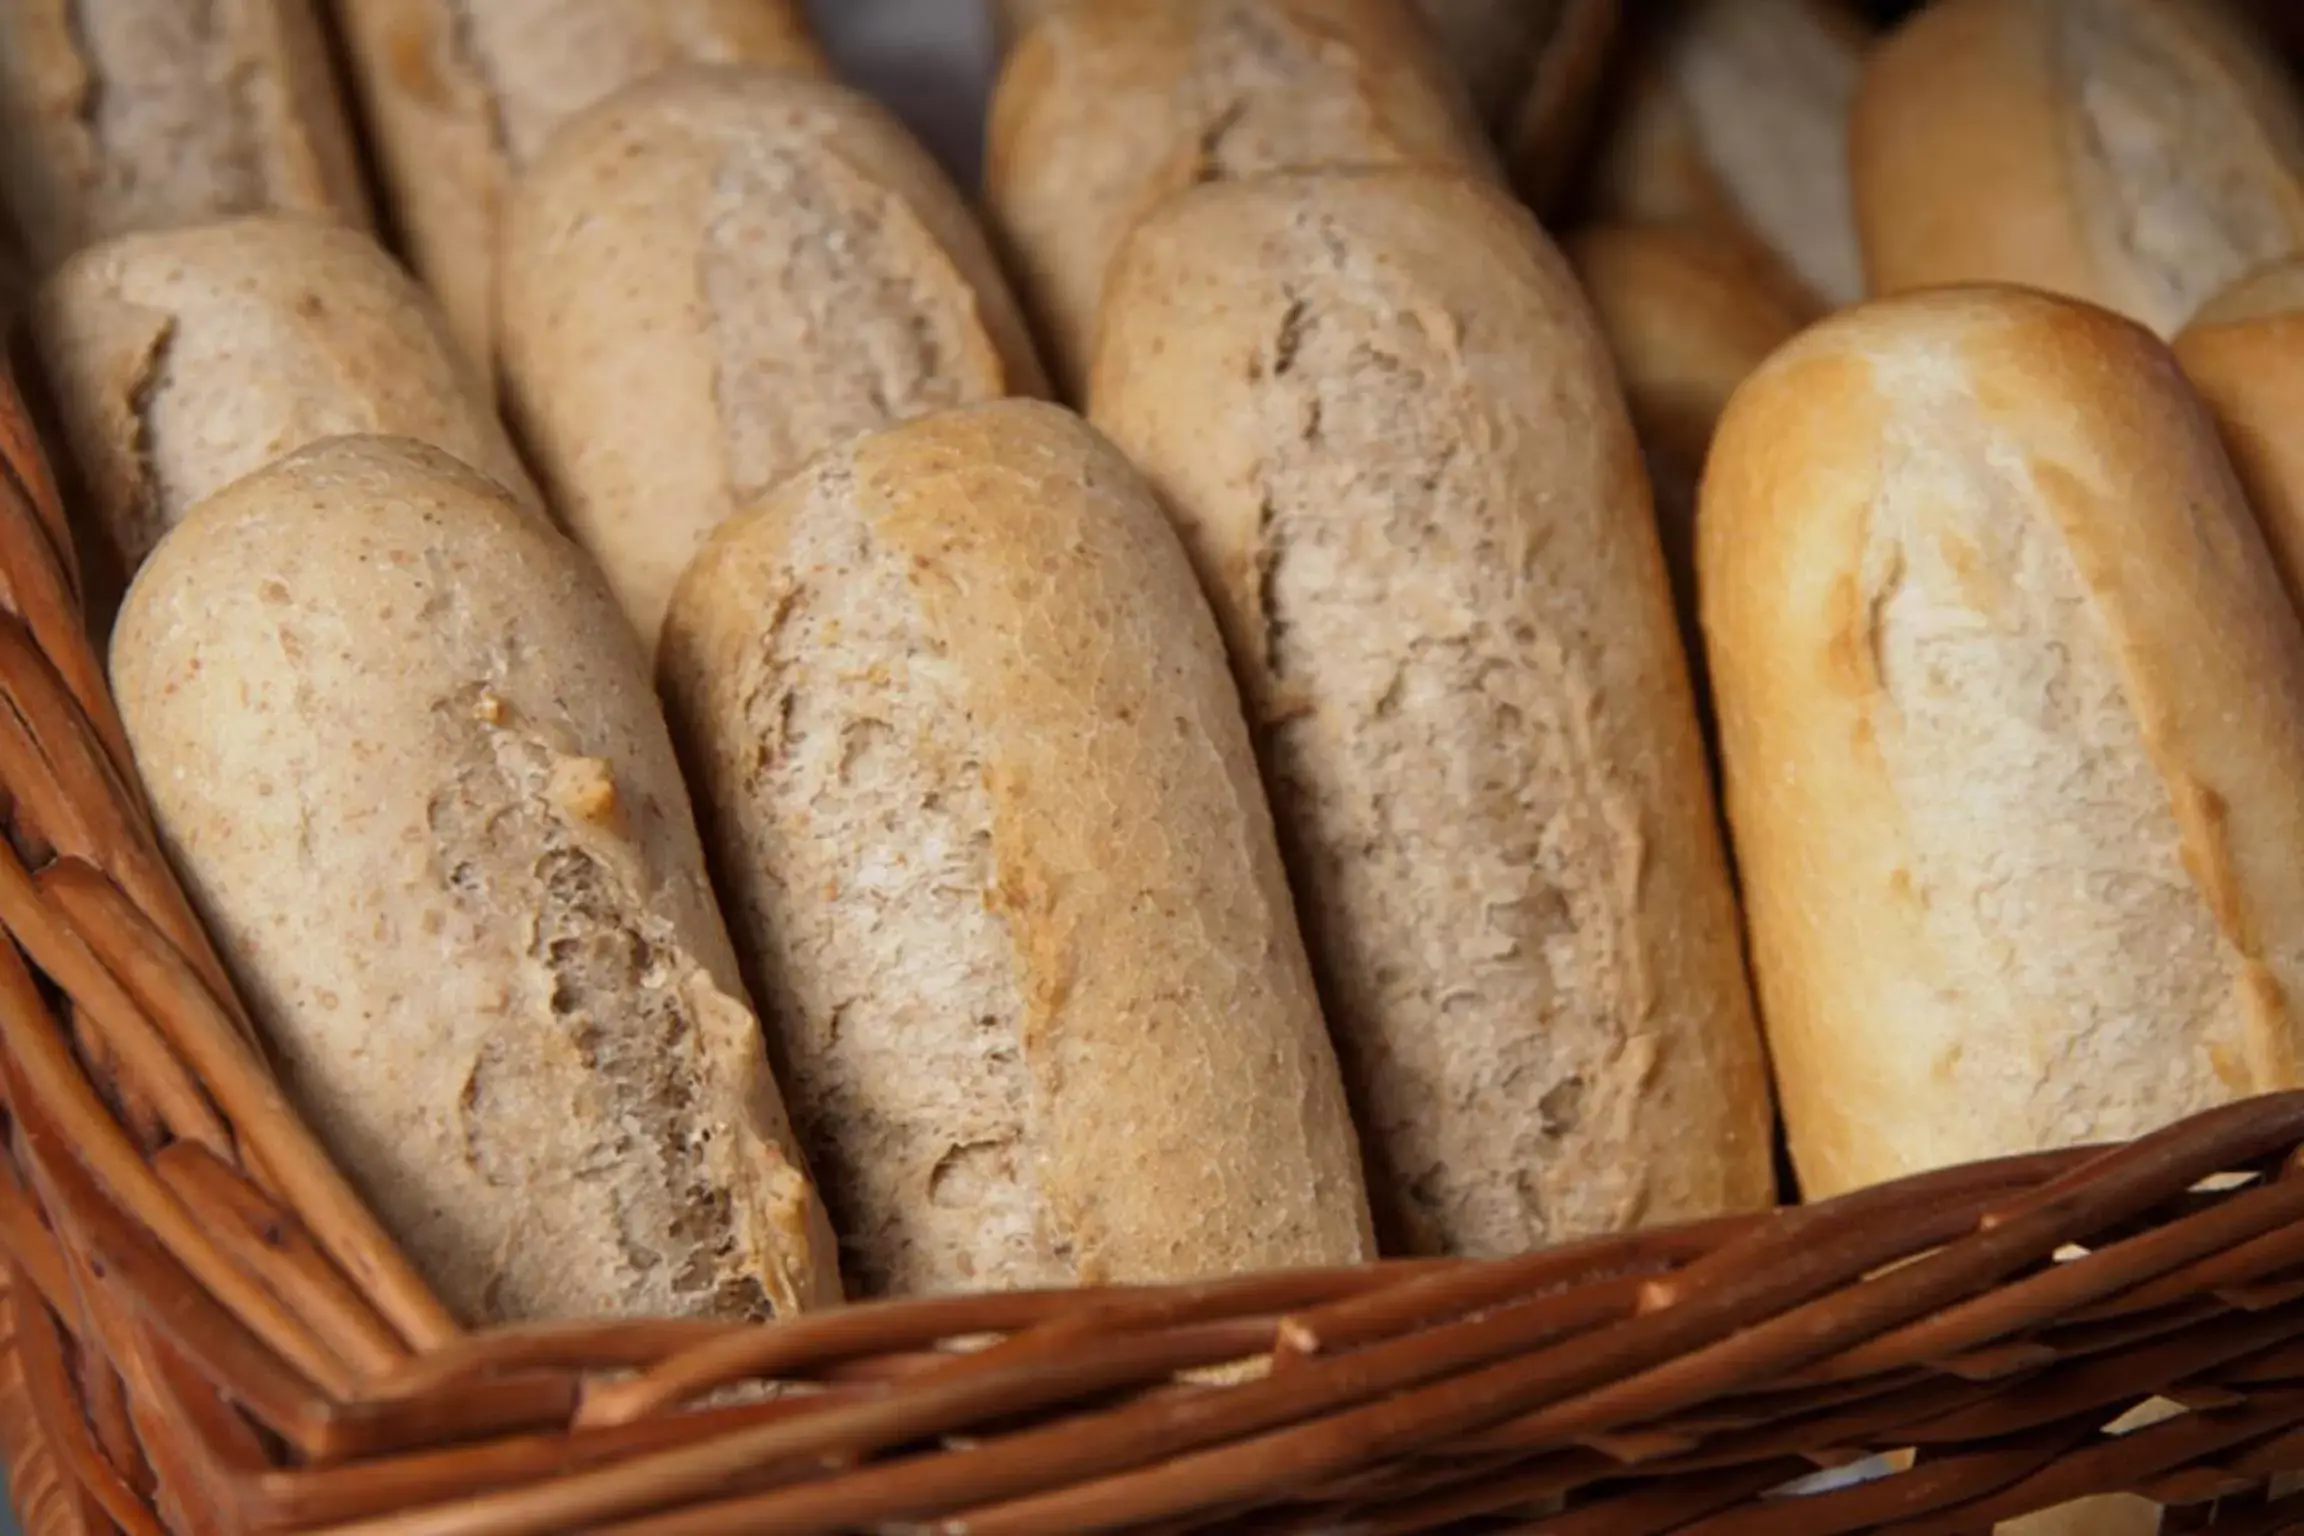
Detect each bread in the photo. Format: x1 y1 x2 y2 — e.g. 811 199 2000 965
0 0 374 273
1701 284 2304 1200
984 0 1494 396
1499 0 1622 214
2175 257 2304 617
659 399 1376 1296
1564 219 1803 625
110 434 840 1325
1089 170 1776 1258
1587 0 1869 313
499 65 1047 657
1854 0 2304 338
1413 0 1555 126
993 0 1065 49
331 0 827 377
30 216 537 587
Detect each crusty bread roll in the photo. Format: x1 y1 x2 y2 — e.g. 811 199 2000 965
1854 0 2304 338
1090 170 1776 1258
0 0 373 274
1703 284 2304 1200
333 0 826 377
2175 256 2304 611
1587 0 1869 313
111 435 840 1325
985 0 1493 396
500 65 1046 657
30 216 536 586
660 400 1376 1296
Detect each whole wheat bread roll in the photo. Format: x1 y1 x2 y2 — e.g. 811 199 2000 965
31 216 536 587
1090 170 1776 1258
985 0 1493 396
333 0 825 376
1702 285 2304 1200
660 400 1376 1296
500 65 1047 657
111 435 840 1324
0 0 373 273
1854 0 2304 338
2175 256 2304 612
1588 0 1869 314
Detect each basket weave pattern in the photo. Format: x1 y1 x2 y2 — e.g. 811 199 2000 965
1 375 2303 1532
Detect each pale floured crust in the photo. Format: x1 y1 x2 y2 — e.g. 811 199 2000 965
332 0 827 375
111 435 841 1324
1092 170 1775 1258
31 215 536 584
1855 0 2304 337
2177 254 2304 619
0 0 374 272
985 0 1494 396
499 65 1047 658
660 400 1375 1295
1704 285 2304 1198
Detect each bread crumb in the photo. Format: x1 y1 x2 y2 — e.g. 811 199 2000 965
549 757 622 829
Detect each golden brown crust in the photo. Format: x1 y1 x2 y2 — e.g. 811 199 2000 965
2177 255 2304 620
1854 0 2304 337
1704 285 2304 1198
985 0 1494 397
332 0 827 377
661 400 1376 1294
0 0 374 273
498 65 1047 658
1092 170 1775 1257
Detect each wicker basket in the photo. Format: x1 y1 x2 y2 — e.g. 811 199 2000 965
4 371 2304 1535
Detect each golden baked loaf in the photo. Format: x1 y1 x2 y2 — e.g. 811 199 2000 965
1092 169 1776 1258
111 435 840 1325
31 216 536 589
333 0 828 376
1704 284 2304 1199
2175 255 2304 613
985 0 1493 396
498 65 1047 657
1854 0 2304 337
660 400 1377 1296
0 0 373 272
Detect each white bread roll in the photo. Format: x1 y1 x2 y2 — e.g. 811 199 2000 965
1091 170 1776 1258
984 0 1493 396
112 435 840 1325
30 216 536 584
660 400 1376 1296
1703 284 2304 1199
2175 255 2304 611
499 65 1047 658
332 0 826 377
1854 0 2304 337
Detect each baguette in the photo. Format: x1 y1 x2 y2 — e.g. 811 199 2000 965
1587 0 1869 313
659 400 1376 1295
499 65 1047 656
984 0 1493 396
1854 0 2304 337
1702 284 2304 1200
30 216 536 586
111 435 840 1324
2174 256 2304 613
332 0 826 377
0 0 373 273
1090 170 1776 1257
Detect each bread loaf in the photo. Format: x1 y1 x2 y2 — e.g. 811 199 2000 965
1498 0 1621 214
659 399 1376 1296
31 216 536 587
1090 170 1776 1258
499 65 1046 656
1854 0 2304 337
1702 284 2304 1200
1587 0 1869 313
985 0 1493 396
0 0 374 271
2175 256 2304 611
1413 0 1560 126
111 435 840 1324
333 0 826 376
